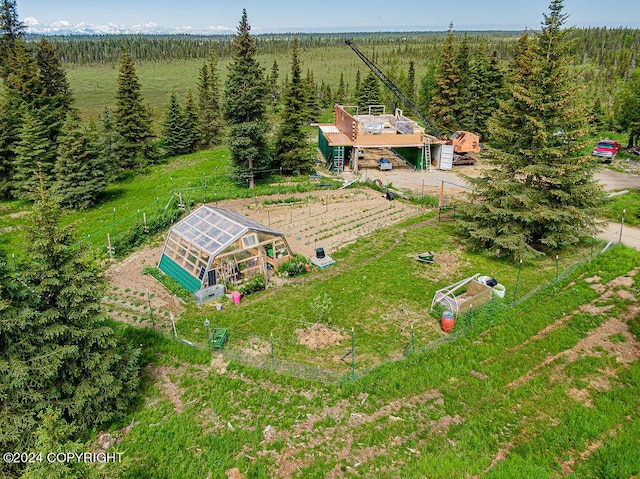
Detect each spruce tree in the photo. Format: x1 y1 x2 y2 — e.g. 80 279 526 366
268 59 279 113
304 69 320 123
275 38 315 174
224 9 270 188
53 114 107 209
336 72 346 105
183 90 200 153
35 37 74 145
458 1 606 259
418 67 436 114
0 188 139 462
197 49 223 148
430 23 460 130
96 107 125 182
355 71 382 109
0 0 25 79
0 38 41 198
162 90 187 157
353 70 361 103
406 60 416 100
114 47 155 170
460 44 501 139
12 108 54 199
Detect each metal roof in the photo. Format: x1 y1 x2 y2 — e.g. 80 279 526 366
169 205 284 257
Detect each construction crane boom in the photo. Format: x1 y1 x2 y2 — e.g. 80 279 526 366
345 39 442 137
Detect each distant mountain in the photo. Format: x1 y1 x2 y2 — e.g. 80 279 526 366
23 17 235 35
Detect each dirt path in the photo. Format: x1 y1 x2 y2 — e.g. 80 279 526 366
597 222 640 251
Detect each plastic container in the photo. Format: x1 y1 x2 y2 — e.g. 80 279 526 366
493 283 506 299
215 303 222 311
441 310 455 333
316 247 325 259
231 292 242 304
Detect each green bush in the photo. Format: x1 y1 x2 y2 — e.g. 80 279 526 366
278 254 309 278
112 201 187 258
142 266 192 302
238 274 266 296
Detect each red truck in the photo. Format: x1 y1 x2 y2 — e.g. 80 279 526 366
592 139 621 163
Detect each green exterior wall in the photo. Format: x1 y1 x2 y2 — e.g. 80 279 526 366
158 254 200 293
392 147 425 170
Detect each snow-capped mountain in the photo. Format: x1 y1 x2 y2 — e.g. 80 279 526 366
24 17 234 35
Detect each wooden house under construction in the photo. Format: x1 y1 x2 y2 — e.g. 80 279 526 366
318 104 453 172
158 206 292 292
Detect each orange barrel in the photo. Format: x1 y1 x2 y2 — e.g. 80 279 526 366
231 292 241 304
441 310 455 333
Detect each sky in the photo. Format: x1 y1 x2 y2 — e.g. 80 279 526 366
17 0 640 34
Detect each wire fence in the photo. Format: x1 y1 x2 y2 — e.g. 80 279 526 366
76 168 343 258
134 238 615 386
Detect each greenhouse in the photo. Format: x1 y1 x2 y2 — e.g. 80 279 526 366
158 206 292 292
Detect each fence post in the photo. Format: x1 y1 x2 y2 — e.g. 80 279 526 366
351 327 355 381
556 255 559 282
270 332 275 371
112 208 116 237
619 209 626 244
204 320 210 348
512 259 523 307
170 311 177 338
411 324 415 354
147 288 155 331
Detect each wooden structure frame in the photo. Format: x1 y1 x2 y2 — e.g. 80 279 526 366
318 104 446 173
430 274 494 315
158 206 292 292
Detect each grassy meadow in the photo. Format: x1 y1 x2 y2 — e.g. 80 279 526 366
94 241 640 478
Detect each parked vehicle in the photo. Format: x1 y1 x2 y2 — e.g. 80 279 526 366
592 139 621 163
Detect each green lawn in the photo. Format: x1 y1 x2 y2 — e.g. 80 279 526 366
92 243 640 479
603 189 640 227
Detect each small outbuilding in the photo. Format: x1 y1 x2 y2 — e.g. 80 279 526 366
158 205 293 292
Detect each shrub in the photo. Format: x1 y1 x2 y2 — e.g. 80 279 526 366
278 254 309 278
111 200 188 258
238 274 266 296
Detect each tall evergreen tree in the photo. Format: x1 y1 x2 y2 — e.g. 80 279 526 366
96 107 125 182
405 60 416 100
353 70 361 103
355 71 382 109
304 69 320 122
114 47 155 170
0 191 139 475
162 91 188 157
275 38 315 174
418 66 437 114
430 23 460 130
0 38 40 198
459 44 502 138
0 0 25 79
12 108 54 199
34 38 74 149
268 59 280 113
224 9 270 188
183 90 200 153
458 1 606 259
336 72 346 105
197 49 223 148
53 114 107 209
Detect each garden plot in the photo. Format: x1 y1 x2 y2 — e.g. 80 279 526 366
214 189 426 258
